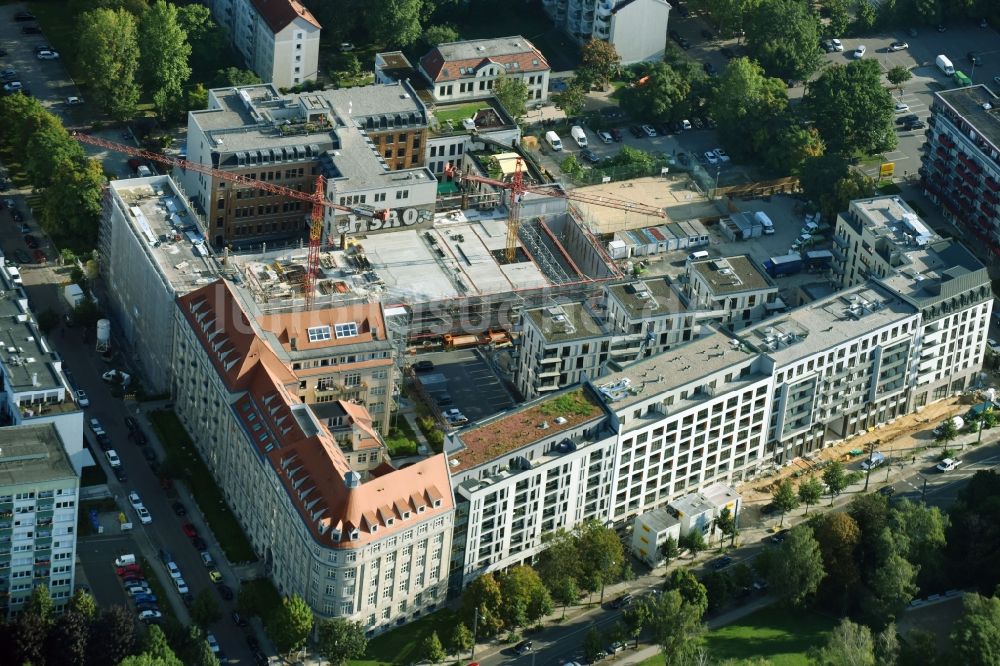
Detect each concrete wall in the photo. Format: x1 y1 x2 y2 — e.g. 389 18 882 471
610 0 670 64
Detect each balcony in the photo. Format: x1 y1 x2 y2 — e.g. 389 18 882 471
595 25 610 38
597 0 613 16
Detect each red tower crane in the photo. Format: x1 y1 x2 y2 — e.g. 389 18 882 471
71 133 387 307
458 158 669 262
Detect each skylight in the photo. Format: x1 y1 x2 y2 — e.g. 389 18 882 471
335 322 359 338
308 325 331 342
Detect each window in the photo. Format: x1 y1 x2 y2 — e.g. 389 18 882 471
308 326 332 342
335 322 359 338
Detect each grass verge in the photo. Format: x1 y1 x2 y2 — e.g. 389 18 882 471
703 604 836 666
355 608 460 666
148 410 258 563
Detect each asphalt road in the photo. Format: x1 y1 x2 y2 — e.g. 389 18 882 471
16 263 260 663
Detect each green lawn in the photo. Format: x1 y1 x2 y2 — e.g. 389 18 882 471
354 608 460 666
385 416 420 457
148 410 258 563
703 605 836 666
434 102 490 132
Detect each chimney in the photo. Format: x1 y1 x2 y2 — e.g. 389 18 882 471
32 373 38 387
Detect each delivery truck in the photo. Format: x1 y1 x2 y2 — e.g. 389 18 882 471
763 253 803 277
936 54 955 76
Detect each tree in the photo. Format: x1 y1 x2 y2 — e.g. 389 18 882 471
799 153 875 221
827 0 850 37
560 154 584 179
864 551 918 627
421 631 446 663
854 0 877 32
493 74 529 121
799 476 825 514
803 60 897 156
745 0 822 80
623 598 653 647
552 82 587 118
680 528 707 556
448 623 474 657
423 24 459 47
78 8 141 120
550 575 580 618
26 122 87 190
366 0 422 47
68 587 99 621
265 594 314 659
177 3 222 76
498 565 553 630
140 625 183 666
578 40 621 90
215 67 263 87
23 585 55 625
188 83 209 113
460 572 504 639
44 610 91 666
847 493 890 576
768 524 825 606
191 588 221 628
713 506 737 547
935 417 958 446
39 156 105 246
874 623 900 666
139 0 192 119
583 627 605 663
813 512 862 612
772 479 799 526
619 62 692 122
576 520 626 598
898 628 940 666
663 569 708 616
822 460 849 503
886 499 948 590
87 605 137 666
648 589 706 666
711 57 788 159
660 535 680 564
811 618 875 666
951 593 1000 666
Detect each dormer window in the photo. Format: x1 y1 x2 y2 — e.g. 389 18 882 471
417 506 425 513
350 529 360 541
371 524 378 533
308 325 331 342
433 499 441 508
335 322 358 338
387 518 394 526
403 511 410 520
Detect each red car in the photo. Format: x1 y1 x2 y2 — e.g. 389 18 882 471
116 564 142 576
32 249 46 264
181 523 198 538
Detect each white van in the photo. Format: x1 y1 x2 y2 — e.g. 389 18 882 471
754 211 775 235
545 131 563 151
597 130 613 144
114 553 136 567
688 250 710 262
571 126 588 148
936 54 955 76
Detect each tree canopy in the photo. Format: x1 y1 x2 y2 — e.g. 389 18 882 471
618 62 693 122
78 7 141 120
804 60 897 157
139 0 192 119
951 593 1000 666
768 524 825 606
493 74 530 120
266 594 314 658
772 479 799 526
578 40 621 90
745 0 822 80
317 618 368 666
366 0 422 47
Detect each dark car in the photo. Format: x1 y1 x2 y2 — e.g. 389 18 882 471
412 360 434 372
113 467 128 482
677 152 690 166
23 234 38 249
253 652 268 666
232 611 248 627
656 122 672 135
32 249 46 264
13 249 30 264
769 529 788 544
967 51 983 66
581 149 600 163
712 555 733 570
136 602 159 612
896 114 919 126
159 548 174 565
172 501 187 516
609 127 623 142
21 26 42 34
13 11 36 21
936 24 946 32
703 62 718 76
628 125 644 138
217 584 234 600
133 429 148 446
599 106 624 120
141 446 157 462
513 641 533 656
10 208 23 222
908 119 926 130
124 416 139 433
246 635 260 651
678 36 691 49
878 485 896 497
33 45 52 54
0 50 6 57
191 536 207 551
609 593 633 609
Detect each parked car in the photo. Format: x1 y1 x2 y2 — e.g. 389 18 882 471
831 38 844 52
105 450 121 467
895 102 910 113
113 467 127 482
712 555 733 570
0 70 16 82
117 564 142 576
628 125 644 138
889 41 908 51
703 62 718 76
609 593 633 609
412 360 434 372
23 234 38 249
65 96 84 106
878 486 896 497
854 45 867 58
217 584 234 600
232 611 248 627
200 551 215 567
132 593 157 605
988 339 1000 354
713 148 730 162
13 11 36 20
172 501 187 516
513 641 533 656
75 390 89 407
191 536 207 551
3 81 23 93
21 26 42 34
136 506 152 525
126 585 152 596
209 568 223 584
896 114 919 126
141 447 157 462
36 50 59 60
609 127 623 142
166 561 181 579
32 249 46 264
128 491 143 510
182 523 198 538
704 151 719 165
581 148 599 163
138 610 163 623
102 369 131 386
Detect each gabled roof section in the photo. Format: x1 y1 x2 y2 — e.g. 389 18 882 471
177 280 296 391
250 0 321 32
258 302 388 353
419 36 549 83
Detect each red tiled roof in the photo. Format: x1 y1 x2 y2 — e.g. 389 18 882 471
258 303 388 353
419 37 549 83
250 0 321 32
180 279 453 549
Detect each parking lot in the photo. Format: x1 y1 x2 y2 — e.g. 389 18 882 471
412 349 516 424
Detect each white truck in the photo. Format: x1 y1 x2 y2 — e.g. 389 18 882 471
570 125 588 148
64 283 85 309
936 54 955 76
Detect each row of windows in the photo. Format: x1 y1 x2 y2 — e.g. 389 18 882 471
428 143 464 158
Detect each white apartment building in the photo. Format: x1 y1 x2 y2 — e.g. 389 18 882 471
603 277 698 366
515 303 609 399
418 37 550 104
202 0 321 89
0 424 80 616
684 256 781 331
172 279 455 632
0 258 86 473
101 175 221 394
541 0 671 64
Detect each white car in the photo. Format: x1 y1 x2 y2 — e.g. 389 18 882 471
681 119 692 130
831 38 844 52
206 633 220 654
704 151 719 165
895 102 910 113
65 96 84 106
127 585 151 596
936 458 961 472
89 417 103 433
174 578 189 594
36 51 60 60
889 41 909 51
138 610 162 622
3 81 22 93
988 339 1000 354
137 506 152 525
713 148 731 163
128 491 143 510
641 124 657 137
102 369 132 386
105 450 121 467
76 389 89 407
166 561 182 579
854 45 867 58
